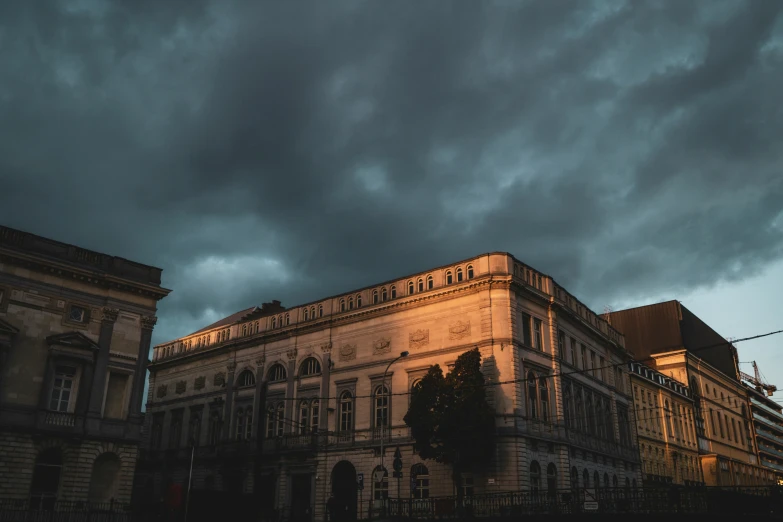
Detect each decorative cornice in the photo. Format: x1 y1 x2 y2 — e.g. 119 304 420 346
101 307 120 323
140 316 158 331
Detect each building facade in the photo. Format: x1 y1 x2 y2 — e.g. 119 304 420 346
0 226 169 504
609 302 775 487
742 380 783 483
138 252 641 521
628 361 702 486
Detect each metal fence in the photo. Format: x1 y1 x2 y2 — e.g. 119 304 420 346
0 500 160 522
385 486 783 518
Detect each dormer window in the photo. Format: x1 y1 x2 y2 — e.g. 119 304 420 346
408 281 414 295
467 265 474 279
417 278 424 292
456 267 463 282
373 290 379 304
381 288 388 302
427 275 433 289
356 295 362 308
390 286 397 299
446 271 453 285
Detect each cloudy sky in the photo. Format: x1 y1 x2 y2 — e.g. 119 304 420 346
1 1 782 386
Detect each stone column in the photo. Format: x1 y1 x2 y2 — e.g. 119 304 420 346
252 357 266 440
87 307 119 418
284 349 297 434
222 361 237 440
129 315 157 420
319 343 332 432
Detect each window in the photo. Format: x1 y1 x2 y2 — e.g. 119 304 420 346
571 467 579 491
349 297 354 310
593 471 600 490
427 275 433 289
589 351 596 377
339 391 354 432
373 290 379 304
446 270 453 285
583 469 590 488
547 464 557 495
242 324 247 337
718 411 725 438
285 314 290 326
615 368 624 393
381 288 388 302
732 418 739 442
208 411 222 445
581 345 588 372
318 305 323 318
237 370 256 388
563 385 573 429
303 308 309 321
456 267 463 282
50 366 76 412
69 305 87 323
539 378 549 423
299 400 310 435
522 313 532 346
30 448 63 508
273 403 285 437
271 317 277 328
169 410 183 448
300 357 321 376
599 357 605 381
417 279 424 292
557 331 565 359
408 281 415 294
235 409 245 440
570 339 577 367
340 299 346 312
533 319 543 350
266 405 278 438
530 461 541 493
527 372 538 419
356 294 362 308
268 364 287 382
390 286 397 299
374 385 389 429
151 415 163 449
412 464 429 499
665 401 674 437
310 307 316 319
467 265 474 279
188 411 201 447
459 474 474 497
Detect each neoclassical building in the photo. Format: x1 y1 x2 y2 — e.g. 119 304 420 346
139 252 641 520
0 225 169 505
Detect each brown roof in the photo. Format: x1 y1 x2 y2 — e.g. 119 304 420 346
188 306 259 336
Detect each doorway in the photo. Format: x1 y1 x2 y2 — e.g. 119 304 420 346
331 461 357 521
290 474 313 522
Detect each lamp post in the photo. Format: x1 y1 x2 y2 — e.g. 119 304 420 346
183 437 196 522
380 351 408 514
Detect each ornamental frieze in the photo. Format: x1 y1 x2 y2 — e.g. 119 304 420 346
214 372 226 387
175 381 186 394
194 376 206 390
448 320 471 340
339 343 356 362
409 329 429 349
373 337 391 355
156 384 167 398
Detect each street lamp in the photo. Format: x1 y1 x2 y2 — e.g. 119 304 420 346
380 351 408 511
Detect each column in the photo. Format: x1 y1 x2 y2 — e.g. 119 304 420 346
87 307 119 418
284 349 297 434
38 355 57 410
252 357 266 440
222 362 237 439
129 315 157 420
319 343 332 432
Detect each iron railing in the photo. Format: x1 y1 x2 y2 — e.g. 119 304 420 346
0 499 158 522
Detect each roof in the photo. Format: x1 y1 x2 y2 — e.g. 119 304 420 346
188 306 260 336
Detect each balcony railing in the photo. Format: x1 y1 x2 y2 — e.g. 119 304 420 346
44 411 77 427
518 419 639 462
756 428 783 446
751 398 783 423
757 443 783 461
753 413 783 434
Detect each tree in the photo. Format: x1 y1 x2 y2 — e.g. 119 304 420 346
403 348 496 501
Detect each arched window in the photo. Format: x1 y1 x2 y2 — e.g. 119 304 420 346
271 317 277 328
593 471 600 490
303 308 309 321
417 278 424 292
547 464 557 495
340 299 346 312
30 448 63 508
242 324 247 337
349 297 354 310
300 357 321 377
530 461 541 493
411 464 429 499
318 305 323 318
527 372 538 419
467 265 474 279
408 281 415 295
427 275 433 289
356 294 362 308
381 288 388 302
373 290 379 304
339 391 354 433
237 370 256 388
310 307 316 320
456 267 463 282
285 314 290 326
446 270 453 285
539 378 549 423
268 364 287 382
88 452 121 503
374 385 389 431
583 469 590 488
390 286 397 299
603 472 609 488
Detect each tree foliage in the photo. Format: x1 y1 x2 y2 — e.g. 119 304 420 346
403 348 496 481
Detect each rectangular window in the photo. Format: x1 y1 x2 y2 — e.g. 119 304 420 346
581 345 587 371
599 357 605 381
717 412 725 438
104 372 129 419
461 475 474 497
589 351 596 378
558 331 565 359
522 313 532 346
570 339 577 367
533 319 543 350
615 368 623 393
49 366 76 412
732 418 739 442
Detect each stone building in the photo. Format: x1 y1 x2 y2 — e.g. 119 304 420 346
0 225 169 505
627 361 702 486
140 252 642 519
609 301 775 487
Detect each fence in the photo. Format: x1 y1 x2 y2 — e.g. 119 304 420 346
0 500 160 522
385 486 783 518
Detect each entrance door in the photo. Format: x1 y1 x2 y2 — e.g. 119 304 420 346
290 474 313 522
331 461 357 521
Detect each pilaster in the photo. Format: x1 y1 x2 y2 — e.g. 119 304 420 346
284 349 297 434
87 307 119 421
222 361 237 440
319 343 332 432
129 316 157 421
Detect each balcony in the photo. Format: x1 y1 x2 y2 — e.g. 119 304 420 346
35 410 83 434
517 418 639 463
761 459 783 473
753 413 783 434
757 428 783 446
751 399 783 422
758 443 783 461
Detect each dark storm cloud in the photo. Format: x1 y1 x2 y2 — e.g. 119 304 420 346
1 0 782 345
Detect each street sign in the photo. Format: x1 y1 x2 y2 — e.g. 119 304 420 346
357 473 364 491
583 501 599 511
393 447 403 472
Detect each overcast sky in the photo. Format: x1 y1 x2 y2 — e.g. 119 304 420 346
1 1 782 388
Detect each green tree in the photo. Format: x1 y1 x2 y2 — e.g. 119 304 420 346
403 348 496 501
